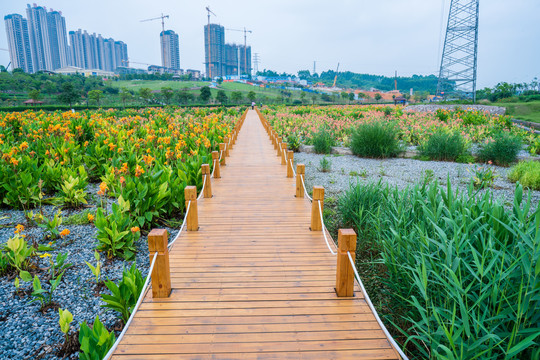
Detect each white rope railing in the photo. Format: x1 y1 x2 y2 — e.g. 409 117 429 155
211 159 217 178
219 150 223 162
289 158 296 177
347 251 409 360
103 251 159 359
318 200 337 255
167 200 191 250
299 174 313 201
197 175 207 201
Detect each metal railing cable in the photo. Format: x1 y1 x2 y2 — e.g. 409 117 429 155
103 251 159 360
347 252 409 360
318 200 337 255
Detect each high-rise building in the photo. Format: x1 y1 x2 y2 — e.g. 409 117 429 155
114 41 128 68
204 23 225 78
4 14 33 73
46 10 70 69
69 29 128 71
160 30 180 70
204 23 251 78
26 4 53 71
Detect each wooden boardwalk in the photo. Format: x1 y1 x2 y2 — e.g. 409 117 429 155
112 110 401 359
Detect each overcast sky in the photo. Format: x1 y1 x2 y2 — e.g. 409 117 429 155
1 0 539 88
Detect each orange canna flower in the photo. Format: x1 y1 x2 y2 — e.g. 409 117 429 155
87 213 95 222
131 226 140 233
59 229 70 237
135 164 144 177
14 224 24 234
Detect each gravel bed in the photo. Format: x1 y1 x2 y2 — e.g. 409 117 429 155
294 152 540 210
404 104 506 115
0 188 181 359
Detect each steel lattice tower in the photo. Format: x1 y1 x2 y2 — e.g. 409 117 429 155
436 0 479 101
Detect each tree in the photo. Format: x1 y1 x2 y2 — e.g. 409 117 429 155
176 90 192 104
374 93 382 102
199 86 212 103
57 82 80 107
311 94 318 104
88 89 103 106
300 91 306 103
247 91 256 103
231 91 243 103
139 87 152 104
161 87 173 104
29 89 41 101
216 90 228 104
120 87 132 107
348 92 355 102
341 91 349 101
217 77 223 85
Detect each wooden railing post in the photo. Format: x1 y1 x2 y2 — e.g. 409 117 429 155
201 164 212 198
310 186 324 231
219 143 226 166
276 137 282 155
281 143 287 165
211 151 220 179
148 229 171 298
224 137 230 156
296 164 305 197
287 151 294 177
336 229 357 297
184 186 198 231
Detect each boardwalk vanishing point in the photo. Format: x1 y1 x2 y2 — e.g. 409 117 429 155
110 109 404 359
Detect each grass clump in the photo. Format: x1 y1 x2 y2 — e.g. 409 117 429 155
350 122 402 158
419 131 468 161
477 133 522 166
337 180 540 359
312 129 334 154
508 160 540 190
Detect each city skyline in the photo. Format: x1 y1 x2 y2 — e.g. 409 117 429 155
1 1 539 87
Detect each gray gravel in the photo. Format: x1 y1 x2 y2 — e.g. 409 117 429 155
404 104 506 115
0 192 181 359
294 152 540 210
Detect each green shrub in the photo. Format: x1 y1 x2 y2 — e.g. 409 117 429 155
312 129 334 154
350 122 402 158
286 133 301 152
419 131 467 161
337 181 540 359
478 133 522 166
318 157 331 173
508 160 540 190
79 315 116 360
101 263 145 323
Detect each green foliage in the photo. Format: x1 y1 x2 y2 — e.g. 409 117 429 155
1 162 43 209
101 263 145 323
318 156 332 173
312 129 334 154
199 86 211 102
30 272 63 308
216 90 228 104
58 308 73 337
39 210 63 239
337 181 540 359
95 196 139 260
468 165 499 189
85 251 102 283
57 82 81 107
87 90 103 106
3 234 34 271
48 252 72 279
63 209 95 225
419 131 468 161
59 167 88 208
78 315 116 360
478 133 522 166
455 153 476 164
350 122 402 158
286 133 301 152
138 88 152 103
508 160 540 190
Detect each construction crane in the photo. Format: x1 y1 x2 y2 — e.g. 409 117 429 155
0 48 11 70
332 63 340 88
226 28 252 77
141 13 170 69
206 6 216 79
140 13 169 33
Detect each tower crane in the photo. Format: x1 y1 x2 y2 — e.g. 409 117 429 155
332 62 340 88
140 14 170 68
140 13 169 33
205 6 216 78
226 28 252 76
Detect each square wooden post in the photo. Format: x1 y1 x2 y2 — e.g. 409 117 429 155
224 137 230 157
184 186 198 231
148 229 171 298
211 151 220 179
296 164 305 198
276 137 282 155
336 229 357 297
310 186 324 231
287 151 294 178
219 143 226 166
201 164 212 198
281 143 287 165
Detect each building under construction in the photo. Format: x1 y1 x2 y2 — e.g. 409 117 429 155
204 23 251 78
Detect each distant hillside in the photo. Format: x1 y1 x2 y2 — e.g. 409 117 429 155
298 70 439 93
